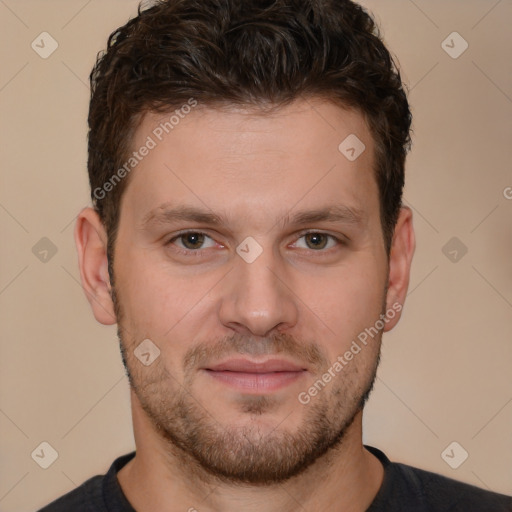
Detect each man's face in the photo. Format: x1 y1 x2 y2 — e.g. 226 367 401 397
110 99 391 483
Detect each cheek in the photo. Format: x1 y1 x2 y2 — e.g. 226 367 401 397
114 250 220 341
310 265 384 317
113 250 171 335
297 263 386 355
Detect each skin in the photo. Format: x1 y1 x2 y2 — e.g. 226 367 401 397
75 97 415 512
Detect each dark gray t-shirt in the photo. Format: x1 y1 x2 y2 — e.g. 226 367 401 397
38 445 512 511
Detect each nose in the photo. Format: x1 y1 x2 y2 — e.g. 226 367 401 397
218 243 299 337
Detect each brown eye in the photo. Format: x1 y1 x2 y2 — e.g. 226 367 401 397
303 233 329 250
179 232 206 250
167 232 216 252
293 232 340 251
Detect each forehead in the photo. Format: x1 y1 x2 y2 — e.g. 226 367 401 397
121 98 378 229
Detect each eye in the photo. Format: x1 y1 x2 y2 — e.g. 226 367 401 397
165 230 344 257
167 231 217 251
293 232 341 251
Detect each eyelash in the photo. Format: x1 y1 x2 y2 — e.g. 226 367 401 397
165 230 345 257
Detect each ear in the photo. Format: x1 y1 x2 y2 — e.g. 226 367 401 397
383 206 415 332
74 207 117 325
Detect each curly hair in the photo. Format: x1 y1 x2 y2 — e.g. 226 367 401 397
87 0 412 269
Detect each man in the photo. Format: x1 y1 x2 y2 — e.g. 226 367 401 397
39 0 512 510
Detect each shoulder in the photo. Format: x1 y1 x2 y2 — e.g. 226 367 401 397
36 452 136 512
37 475 104 512
365 445 512 512
393 461 512 511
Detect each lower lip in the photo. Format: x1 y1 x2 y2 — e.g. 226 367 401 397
204 370 306 392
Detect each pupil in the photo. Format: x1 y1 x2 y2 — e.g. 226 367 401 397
307 233 326 249
184 233 204 249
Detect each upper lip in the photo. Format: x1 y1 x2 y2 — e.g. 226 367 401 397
204 358 307 373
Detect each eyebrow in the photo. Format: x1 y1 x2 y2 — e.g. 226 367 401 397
140 203 365 230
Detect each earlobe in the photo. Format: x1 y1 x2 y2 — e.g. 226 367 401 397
383 206 415 332
74 207 117 325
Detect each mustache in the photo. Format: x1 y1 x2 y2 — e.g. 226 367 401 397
183 331 329 373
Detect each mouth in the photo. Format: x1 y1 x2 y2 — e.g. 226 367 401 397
202 358 308 393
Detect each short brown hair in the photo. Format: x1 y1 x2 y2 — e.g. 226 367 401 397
88 0 412 268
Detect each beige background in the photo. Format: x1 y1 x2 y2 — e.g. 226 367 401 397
0 0 511 510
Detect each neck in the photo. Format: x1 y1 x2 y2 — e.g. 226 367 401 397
117 391 384 512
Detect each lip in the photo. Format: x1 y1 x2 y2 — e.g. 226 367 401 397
202 358 308 393
206 358 306 373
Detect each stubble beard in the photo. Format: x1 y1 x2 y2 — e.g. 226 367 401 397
111 281 383 485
